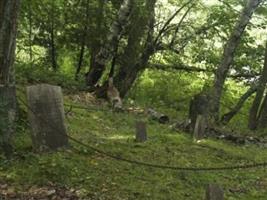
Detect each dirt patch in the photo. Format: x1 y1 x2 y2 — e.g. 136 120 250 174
0 182 78 200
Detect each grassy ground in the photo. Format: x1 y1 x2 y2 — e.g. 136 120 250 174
1 91 267 200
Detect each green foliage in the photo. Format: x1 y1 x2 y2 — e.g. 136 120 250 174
129 69 205 113
15 62 86 90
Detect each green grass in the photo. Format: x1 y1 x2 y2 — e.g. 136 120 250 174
1 95 267 200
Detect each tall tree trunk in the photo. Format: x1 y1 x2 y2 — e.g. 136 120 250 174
50 1 57 70
0 0 20 157
251 41 267 129
50 24 57 70
221 83 258 124
87 0 104 84
76 41 86 80
248 41 267 129
115 44 155 98
85 0 133 87
115 66 141 98
257 94 267 129
75 0 90 80
114 0 157 98
209 0 262 121
28 0 33 64
0 1 20 85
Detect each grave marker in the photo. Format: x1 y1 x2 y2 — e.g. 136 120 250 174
135 121 147 142
206 184 224 200
27 84 69 152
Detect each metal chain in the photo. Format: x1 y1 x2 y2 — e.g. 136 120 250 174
17 95 267 172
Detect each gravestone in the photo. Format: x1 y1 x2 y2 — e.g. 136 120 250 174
26 84 69 152
206 184 224 200
193 115 207 140
135 121 147 142
0 86 16 157
189 91 209 131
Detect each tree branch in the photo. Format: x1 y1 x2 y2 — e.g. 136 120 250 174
148 63 260 79
154 0 195 45
156 21 221 53
169 3 195 47
221 82 258 124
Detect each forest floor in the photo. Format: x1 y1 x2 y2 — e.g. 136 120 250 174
1 91 267 200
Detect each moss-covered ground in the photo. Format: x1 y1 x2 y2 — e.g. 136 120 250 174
1 91 267 200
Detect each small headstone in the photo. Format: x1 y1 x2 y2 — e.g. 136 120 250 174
189 91 209 130
206 184 224 200
0 86 16 157
26 84 69 152
135 121 147 142
193 115 207 140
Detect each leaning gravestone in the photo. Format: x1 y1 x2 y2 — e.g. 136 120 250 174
205 184 224 200
135 121 147 142
0 85 16 157
27 84 69 152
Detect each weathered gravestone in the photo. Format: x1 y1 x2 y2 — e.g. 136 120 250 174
193 115 207 140
0 86 16 157
26 84 69 152
205 184 224 200
189 91 209 131
135 121 147 142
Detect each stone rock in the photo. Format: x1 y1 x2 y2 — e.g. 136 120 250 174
26 84 69 152
135 121 147 142
193 115 207 140
206 184 224 200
